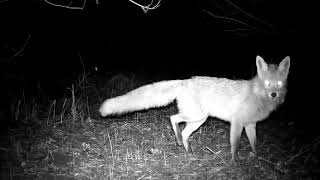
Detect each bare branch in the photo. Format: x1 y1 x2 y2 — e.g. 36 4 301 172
224 28 252 36
42 0 160 12
224 0 273 28
11 34 31 59
203 9 259 32
203 0 273 35
0 34 31 63
128 0 161 13
42 0 87 10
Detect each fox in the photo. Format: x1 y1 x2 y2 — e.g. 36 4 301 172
99 55 290 161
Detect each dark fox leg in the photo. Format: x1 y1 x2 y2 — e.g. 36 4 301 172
170 114 184 146
230 121 243 162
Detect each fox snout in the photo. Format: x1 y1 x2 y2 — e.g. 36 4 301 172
267 91 286 104
269 92 278 99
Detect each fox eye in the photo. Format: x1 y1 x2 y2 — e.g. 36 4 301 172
277 81 283 88
264 80 271 87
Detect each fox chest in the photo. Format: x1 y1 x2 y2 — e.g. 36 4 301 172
203 92 272 124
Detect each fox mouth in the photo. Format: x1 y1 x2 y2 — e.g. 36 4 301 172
269 92 278 99
268 92 280 102
268 92 284 104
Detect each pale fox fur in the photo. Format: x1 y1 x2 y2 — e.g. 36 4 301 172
99 56 290 161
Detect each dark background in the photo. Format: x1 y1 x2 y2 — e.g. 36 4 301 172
0 0 319 133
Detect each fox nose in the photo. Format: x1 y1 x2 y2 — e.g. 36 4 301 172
270 92 278 98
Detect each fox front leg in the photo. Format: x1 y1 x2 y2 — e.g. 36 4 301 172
245 123 257 154
230 121 243 162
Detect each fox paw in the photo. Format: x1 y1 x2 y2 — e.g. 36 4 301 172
176 141 182 146
249 151 256 158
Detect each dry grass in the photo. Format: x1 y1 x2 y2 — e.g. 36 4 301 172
1 73 319 179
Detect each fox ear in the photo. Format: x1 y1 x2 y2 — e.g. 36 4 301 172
278 56 290 76
256 56 268 78
256 56 268 71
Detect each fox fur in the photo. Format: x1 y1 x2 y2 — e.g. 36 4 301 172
99 56 290 161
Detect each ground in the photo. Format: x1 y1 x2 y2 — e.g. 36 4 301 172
0 74 318 180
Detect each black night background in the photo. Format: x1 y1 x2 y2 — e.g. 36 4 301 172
0 0 319 179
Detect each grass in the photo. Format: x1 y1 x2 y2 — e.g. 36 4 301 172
0 72 319 179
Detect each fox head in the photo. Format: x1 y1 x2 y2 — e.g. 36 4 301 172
255 56 290 104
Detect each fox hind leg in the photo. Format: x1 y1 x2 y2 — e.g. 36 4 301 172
181 118 207 153
170 114 184 146
230 121 244 161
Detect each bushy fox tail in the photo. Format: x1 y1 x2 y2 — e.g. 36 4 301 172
99 80 182 116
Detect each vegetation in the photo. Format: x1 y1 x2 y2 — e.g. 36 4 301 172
1 72 319 179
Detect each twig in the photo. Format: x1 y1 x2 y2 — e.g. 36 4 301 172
258 156 285 173
12 34 31 59
42 0 87 10
71 85 76 122
107 129 115 166
60 99 68 124
128 0 161 13
205 146 229 165
288 136 320 162
47 100 56 126
224 0 273 28
203 9 258 32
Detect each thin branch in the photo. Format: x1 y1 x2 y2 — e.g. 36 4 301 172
42 0 87 10
224 0 273 28
224 28 251 36
128 0 161 13
0 34 31 63
203 9 259 31
205 147 229 166
12 34 31 59
224 28 251 32
258 156 285 173
288 136 320 162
